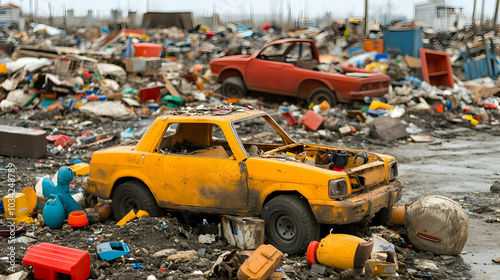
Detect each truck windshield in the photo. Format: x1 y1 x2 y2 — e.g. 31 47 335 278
232 115 294 156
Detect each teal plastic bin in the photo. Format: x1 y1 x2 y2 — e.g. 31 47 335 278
383 29 423 58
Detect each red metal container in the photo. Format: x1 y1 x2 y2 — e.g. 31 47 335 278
132 43 162 57
139 86 162 103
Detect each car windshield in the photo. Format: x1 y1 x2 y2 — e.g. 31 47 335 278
232 115 294 156
260 42 292 57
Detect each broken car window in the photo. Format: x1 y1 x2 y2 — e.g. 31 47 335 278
232 116 286 155
158 123 232 159
259 42 292 62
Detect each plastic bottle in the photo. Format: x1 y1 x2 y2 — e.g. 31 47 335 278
404 76 422 88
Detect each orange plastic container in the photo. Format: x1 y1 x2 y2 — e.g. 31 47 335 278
132 43 162 57
68 211 89 227
363 39 384 53
237 244 282 280
391 205 407 225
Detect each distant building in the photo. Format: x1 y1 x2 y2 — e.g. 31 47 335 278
0 3 24 31
414 0 465 30
142 12 193 30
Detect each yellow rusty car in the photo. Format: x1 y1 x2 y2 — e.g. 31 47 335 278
83 106 403 254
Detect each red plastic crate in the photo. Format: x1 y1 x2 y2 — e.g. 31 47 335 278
300 110 324 131
132 43 162 57
139 86 162 103
281 111 298 126
23 243 90 280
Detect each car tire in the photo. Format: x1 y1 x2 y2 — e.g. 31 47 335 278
261 195 320 255
308 87 337 107
112 180 162 220
222 77 247 98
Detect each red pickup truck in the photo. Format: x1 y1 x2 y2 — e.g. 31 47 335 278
210 39 390 106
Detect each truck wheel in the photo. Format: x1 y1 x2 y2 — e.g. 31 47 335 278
112 180 162 220
222 77 247 98
308 87 337 107
261 196 320 255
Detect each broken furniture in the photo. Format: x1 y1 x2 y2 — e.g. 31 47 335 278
23 243 90 280
420 48 454 88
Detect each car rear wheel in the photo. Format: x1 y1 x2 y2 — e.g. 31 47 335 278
308 87 337 107
222 77 247 98
261 195 320 255
112 180 162 220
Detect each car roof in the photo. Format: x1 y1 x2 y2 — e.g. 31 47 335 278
264 38 315 45
156 106 265 122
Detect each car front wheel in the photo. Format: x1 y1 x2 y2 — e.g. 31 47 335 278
261 195 320 255
222 77 247 98
112 180 162 220
308 87 337 107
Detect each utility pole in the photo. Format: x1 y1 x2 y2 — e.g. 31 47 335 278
472 0 477 26
481 0 485 25
48 2 52 25
279 0 283 27
494 0 500 29
364 0 369 36
287 1 291 27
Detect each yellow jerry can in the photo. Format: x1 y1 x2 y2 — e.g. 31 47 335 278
3 193 34 225
307 233 373 270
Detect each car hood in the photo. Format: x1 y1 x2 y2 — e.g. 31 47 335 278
257 143 394 189
210 55 252 63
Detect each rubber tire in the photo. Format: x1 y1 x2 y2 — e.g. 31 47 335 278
222 77 247 98
261 196 320 255
112 180 162 220
308 87 337 107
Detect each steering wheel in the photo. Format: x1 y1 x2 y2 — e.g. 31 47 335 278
259 54 268 60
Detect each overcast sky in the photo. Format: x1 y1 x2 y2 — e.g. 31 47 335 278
12 0 497 21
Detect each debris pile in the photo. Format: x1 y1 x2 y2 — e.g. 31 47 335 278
0 14 498 280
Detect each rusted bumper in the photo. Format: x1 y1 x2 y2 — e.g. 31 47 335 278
309 179 403 225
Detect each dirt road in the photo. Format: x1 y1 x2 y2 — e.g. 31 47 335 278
374 128 500 280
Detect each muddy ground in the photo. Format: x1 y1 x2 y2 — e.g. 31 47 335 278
0 108 499 279
375 129 500 280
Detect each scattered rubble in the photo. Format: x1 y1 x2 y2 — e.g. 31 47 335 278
0 12 498 280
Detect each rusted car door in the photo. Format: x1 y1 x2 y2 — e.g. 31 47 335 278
245 42 295 93
158 122 248 210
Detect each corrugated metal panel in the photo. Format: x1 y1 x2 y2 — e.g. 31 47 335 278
383 29 423 58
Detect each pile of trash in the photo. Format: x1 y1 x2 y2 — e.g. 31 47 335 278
0 163 474 280
0 17 499 280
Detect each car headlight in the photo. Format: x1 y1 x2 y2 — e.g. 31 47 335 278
388 160 398 180
328 179 348 199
